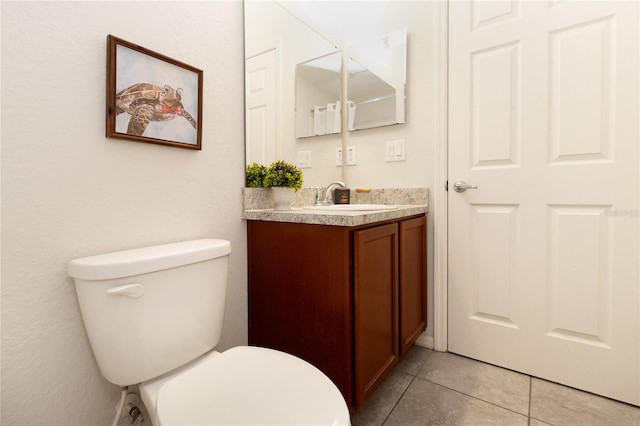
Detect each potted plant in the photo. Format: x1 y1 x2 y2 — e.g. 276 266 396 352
245 162 268 188
264 160 304 210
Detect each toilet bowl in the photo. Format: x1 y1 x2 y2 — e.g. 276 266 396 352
140 347 350 425
68 239 350 425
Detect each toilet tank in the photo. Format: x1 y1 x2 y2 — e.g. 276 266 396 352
68 239 231 386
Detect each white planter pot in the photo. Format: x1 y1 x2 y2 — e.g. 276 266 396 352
272 187 294 210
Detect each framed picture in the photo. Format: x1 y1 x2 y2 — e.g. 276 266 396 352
106 35 203 150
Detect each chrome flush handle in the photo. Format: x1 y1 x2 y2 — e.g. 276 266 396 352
106 283 144 298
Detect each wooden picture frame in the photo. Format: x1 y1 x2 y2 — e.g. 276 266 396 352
106 35 203 150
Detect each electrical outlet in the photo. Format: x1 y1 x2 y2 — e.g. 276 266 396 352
335 147 343 166
346 146 357 165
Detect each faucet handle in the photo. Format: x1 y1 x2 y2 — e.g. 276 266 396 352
313 187 325 206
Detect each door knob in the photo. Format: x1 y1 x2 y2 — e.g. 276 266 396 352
453 180 478 193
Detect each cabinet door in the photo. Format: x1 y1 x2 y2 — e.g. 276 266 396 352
247 221 355 409
354 223 399 406
399 216 427 355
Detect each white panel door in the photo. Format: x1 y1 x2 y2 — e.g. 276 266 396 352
448 0 639 405
245 49 278 165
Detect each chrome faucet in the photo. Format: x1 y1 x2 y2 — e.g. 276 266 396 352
323 181 346 205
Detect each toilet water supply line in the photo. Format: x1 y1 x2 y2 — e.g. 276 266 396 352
112 386 144 425
112 386 128 426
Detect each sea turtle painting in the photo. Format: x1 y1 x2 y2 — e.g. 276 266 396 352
115 83 197 137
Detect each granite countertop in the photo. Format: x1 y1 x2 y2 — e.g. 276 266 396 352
241 204 428 227
241 187 429 227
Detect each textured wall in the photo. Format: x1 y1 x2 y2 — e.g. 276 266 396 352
1 2 246 425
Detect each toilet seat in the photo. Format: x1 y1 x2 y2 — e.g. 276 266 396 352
153 346 351 425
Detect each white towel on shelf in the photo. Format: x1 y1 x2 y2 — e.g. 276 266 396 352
333 101 342 133
313 106 326 136
326 102 341 134
347 101 356 131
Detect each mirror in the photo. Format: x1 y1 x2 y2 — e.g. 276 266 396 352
244 1 409 187
346 29 407 131
244 0 342 186
295 51 342 138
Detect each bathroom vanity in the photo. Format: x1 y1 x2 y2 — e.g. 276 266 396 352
245 205 427 411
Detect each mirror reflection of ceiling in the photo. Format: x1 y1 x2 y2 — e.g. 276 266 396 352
347 29 406 130
279 1 406 134
277 1 346 48
347 29 407 101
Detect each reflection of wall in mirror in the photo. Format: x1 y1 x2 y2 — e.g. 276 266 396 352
295 52 341 138
245 0 342 187
352 94 396 130
336 1 436 188
296 75 335 137
246 0 437 189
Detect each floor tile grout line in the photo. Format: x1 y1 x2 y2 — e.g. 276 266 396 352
381 349 434 425
376 348 639 425
443 352 640 411
411 375 530 419
381 375 418 426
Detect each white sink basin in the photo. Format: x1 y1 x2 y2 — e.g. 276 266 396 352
303 204 398 212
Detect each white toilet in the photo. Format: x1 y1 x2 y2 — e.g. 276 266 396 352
68 238 350 425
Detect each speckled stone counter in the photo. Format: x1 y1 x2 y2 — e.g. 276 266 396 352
241 188 429 227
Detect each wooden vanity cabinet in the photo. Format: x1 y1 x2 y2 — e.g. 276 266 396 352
247 215 426 411
399 216 428 355
354 222 399 405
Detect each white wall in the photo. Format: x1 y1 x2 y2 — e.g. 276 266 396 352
1 2 246 425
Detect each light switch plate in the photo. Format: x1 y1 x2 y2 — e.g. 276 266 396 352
298 150 311 168
335 147 343 166
386 139 406 162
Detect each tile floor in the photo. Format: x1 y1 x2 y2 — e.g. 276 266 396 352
352 346 640 426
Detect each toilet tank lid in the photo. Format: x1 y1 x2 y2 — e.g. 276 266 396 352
68 239 231 281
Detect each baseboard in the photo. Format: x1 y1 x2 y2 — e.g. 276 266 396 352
415 332 434 350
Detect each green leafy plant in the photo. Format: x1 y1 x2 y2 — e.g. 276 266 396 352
245 162 268 188
264 160 304 191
